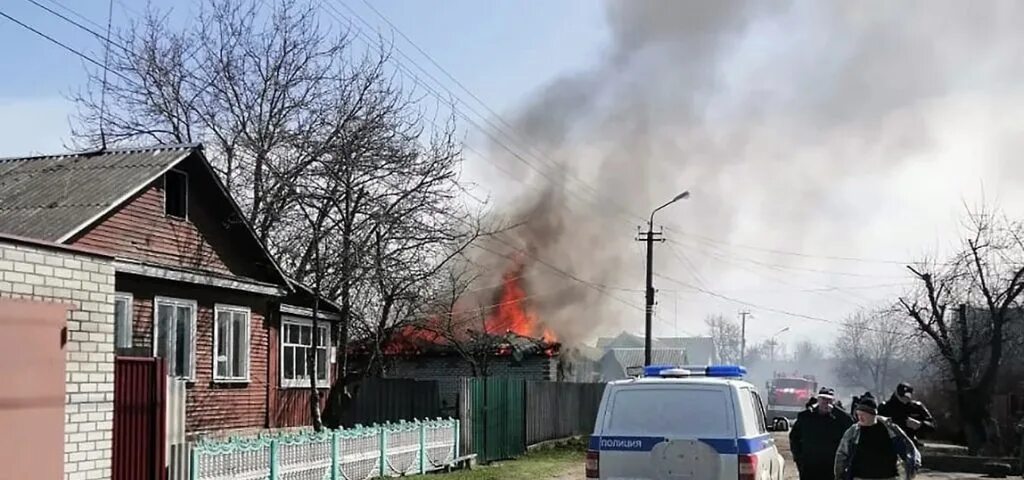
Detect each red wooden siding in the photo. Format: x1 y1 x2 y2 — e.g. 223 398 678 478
113 357 166 480
70 154 280 284
266 317 337 428
116 277 273 433
74 181 234 274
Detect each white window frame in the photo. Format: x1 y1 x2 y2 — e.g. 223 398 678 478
213 304 251 383
114 292 133 349
153 296 198 381
280 316 330 389
163 169 189 220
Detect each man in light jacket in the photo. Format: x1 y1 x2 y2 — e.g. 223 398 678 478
834 393 921 480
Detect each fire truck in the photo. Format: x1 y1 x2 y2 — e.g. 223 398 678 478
765 373 817 423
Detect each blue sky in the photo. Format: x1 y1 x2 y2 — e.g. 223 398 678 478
0 0 608 155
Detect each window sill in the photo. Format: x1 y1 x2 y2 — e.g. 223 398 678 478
213 378 251 385
281 382 331 390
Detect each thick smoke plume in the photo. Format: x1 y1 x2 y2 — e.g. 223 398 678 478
481 1 1024 345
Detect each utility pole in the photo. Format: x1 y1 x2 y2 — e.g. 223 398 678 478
739 310 751 364
637 225 665 366
638 190 689 366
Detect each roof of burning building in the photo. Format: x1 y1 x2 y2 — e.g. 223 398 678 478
382 327 561 359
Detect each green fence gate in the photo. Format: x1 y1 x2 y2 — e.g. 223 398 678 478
469 377 525 463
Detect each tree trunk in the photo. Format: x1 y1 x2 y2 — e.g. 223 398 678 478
954 388 987 452
308 236 324 431
309 294 323 431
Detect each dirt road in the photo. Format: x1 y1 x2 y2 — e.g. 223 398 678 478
773 432 991 479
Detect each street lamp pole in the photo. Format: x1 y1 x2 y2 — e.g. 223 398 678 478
767 327 790 364
641 190 690 366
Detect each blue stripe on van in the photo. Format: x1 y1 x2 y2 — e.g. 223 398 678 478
590 434 772 454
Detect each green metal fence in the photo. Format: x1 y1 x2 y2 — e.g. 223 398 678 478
469 377 525 463
187 418 459 480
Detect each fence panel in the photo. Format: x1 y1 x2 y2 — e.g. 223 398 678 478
188 419 458 480
167 378 189 480
524 382 605 445
469 377 526 463
337 378 441 428
113 357 166 480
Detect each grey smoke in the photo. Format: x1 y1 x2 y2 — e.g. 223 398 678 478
480 0 1024 345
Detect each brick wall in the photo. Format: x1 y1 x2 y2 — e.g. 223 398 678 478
387 355 558 410
0 239 115 480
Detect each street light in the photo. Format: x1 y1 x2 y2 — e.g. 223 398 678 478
767 327 790 363
643 190 690 366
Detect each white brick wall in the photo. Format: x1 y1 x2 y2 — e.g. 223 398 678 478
0 241 114 480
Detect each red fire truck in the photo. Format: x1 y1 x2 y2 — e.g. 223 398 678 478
765 373 817 422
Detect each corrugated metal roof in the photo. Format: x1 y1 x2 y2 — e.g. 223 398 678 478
0 144 196 241
658 337 717 364
607 348 687 370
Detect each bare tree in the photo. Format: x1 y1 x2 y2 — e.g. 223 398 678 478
899 206 1024 454
74 0 489 430
833 308 914 395
792 340 825 365
705 314 743 364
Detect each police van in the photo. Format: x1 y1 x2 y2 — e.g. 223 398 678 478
587 365 785 480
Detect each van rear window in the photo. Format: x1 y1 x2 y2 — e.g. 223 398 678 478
605 387 735 437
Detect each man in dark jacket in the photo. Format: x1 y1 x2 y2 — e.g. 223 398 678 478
878 382 935 447
789 387 854 479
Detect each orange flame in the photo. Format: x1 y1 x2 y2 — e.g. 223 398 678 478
485 260 556 343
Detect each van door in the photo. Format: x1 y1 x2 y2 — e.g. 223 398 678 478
741 387 780 480
592 384 738 479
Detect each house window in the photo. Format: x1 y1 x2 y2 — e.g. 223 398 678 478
114 293 133 349
154 297 197 380
214 305 250 382
164 170 188 219
281 318 329 388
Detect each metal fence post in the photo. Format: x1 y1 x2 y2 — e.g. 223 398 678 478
331 430 340 480
419 421 427 474
269 438 279 480
453 418 460 458
379 425 387 478
188 446 198 480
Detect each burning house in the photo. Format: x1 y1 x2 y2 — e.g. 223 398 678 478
377 259 581 412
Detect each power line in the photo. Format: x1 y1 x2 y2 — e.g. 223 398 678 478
25 0 129 52
336 0 621 213
0 8 135 85
654 272 918 338
669 237 908 279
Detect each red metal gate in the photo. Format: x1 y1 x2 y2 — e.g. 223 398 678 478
113 357 167 480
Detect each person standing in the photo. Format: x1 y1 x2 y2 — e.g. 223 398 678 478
835 393 921 480
789 387 854 480
878 382 935 447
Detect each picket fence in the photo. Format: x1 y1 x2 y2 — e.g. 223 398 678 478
188 419 459 480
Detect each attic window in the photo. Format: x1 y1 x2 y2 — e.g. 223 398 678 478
164 170 188 218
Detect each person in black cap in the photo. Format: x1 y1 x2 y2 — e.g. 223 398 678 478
789 387 854 479
835 392 921 480
878 382 935 447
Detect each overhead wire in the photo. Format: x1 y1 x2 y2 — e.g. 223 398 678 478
0 8 135 85
653 272 918 338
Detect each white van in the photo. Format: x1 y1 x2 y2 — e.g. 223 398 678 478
587 365 786 480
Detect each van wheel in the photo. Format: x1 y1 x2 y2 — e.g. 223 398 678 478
771 418 790 432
